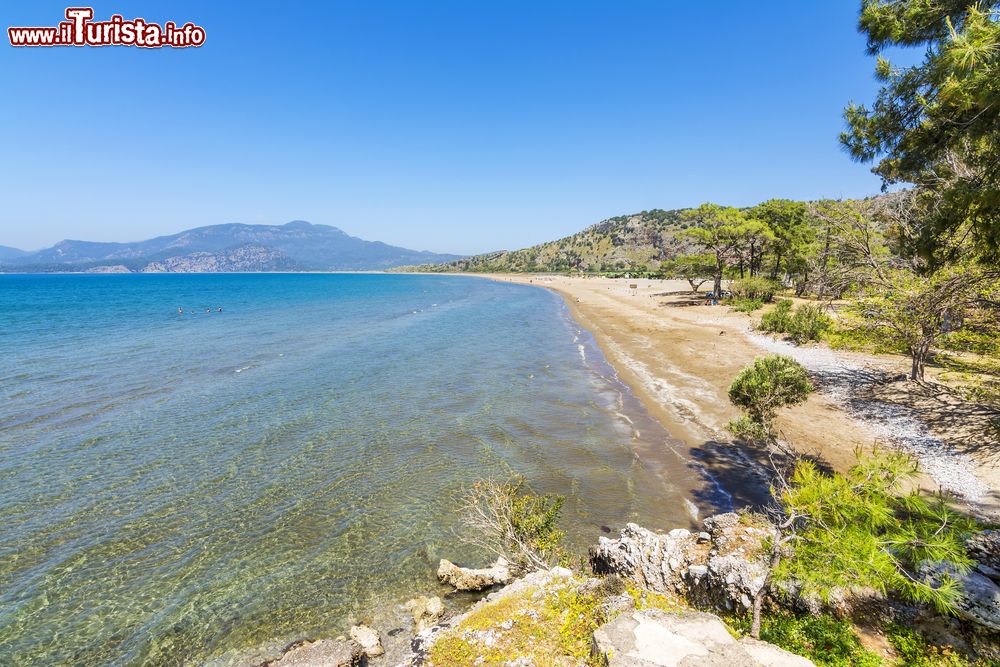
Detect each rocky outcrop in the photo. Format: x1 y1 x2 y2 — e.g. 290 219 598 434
591 609 815 667
590 513 774 614
921 563 1000 633
968 530 1000 583
437 557 513 591
349 624 384 658
405 595 444 632
262 638 362 667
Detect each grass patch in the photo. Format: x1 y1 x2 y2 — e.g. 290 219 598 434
426 577 606 666
727 611 881 667
886 623 987 667
729 297 764 312
626 585 685 613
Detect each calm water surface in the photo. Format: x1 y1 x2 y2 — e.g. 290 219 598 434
0 274 719 665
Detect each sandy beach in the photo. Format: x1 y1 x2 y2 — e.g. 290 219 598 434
485 275 1000 521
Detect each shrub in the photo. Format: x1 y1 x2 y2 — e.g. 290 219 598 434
759 301 832 344
730 276 783 303
760 299 794 333
788 304 832 344
777 452 977 616
729 297 764 313
726 354 813 442
457 477 565 571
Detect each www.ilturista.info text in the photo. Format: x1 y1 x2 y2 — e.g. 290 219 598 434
8 8 205 48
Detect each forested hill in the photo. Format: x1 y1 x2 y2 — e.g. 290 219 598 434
395 208 694 273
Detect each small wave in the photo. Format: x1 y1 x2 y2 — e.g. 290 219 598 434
683 498 700 522
234 365 252 374
577 344 586 362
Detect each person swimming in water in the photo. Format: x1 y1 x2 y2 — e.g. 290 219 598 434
217 307 222 312
178 307 183 314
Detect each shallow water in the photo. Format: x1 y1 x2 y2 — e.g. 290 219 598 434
0 273 720 665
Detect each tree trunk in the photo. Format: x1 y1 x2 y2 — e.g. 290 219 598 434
713 257 723 302
770 250 782 280
910 334 934 382
817 224 832 301
910 340 930 381
751 534 783 639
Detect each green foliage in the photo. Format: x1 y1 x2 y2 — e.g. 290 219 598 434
509 482 566 561
726 415 769 442
844 262 1000 380
663 252 717 291
843 0 1000 262
459 477 565 571
777 451 977 615
750 199 814 280
728 611 880 667
730 276 783 302
729 297 764 313
758 300 832 343
788 304 832 344
760 299 795 333
726 355 813 441
885 623 975 667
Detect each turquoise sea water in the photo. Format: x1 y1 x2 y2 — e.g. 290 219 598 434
0 274 719 665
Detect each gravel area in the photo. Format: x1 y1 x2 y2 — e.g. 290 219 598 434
746 332 992 503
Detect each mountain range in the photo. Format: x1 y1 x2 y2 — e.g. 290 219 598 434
0 222 464 273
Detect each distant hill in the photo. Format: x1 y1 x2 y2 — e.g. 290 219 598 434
396 209 693 273
0 245 28 261
0 221 463 273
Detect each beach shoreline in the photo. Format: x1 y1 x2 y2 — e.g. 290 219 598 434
472 274 1000 521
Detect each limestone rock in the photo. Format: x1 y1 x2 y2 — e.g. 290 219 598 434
437 557 512 591
589 514 773 614
739 637 817 667
262 639 362 667
589 522 702 594
405 595 444 632
348 624 384 657
922 562 1000 632
591 609 815 667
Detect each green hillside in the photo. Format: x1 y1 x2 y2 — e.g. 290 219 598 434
396 208 695 273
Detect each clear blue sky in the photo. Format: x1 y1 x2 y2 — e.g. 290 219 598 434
2 1 897 254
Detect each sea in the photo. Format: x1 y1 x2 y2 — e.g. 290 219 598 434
0 273 724 665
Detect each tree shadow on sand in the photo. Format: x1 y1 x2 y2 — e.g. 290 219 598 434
862 378 1000 468
652 290 709 308
687 440 837 514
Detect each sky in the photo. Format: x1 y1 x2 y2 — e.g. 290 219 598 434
1 1 906 254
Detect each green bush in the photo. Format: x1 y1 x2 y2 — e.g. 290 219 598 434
760 299 794 333
730 277 783 302
788 304 832 344
728 612 881 667
759 300 832 344
729 298 764 313
726 354 813 441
